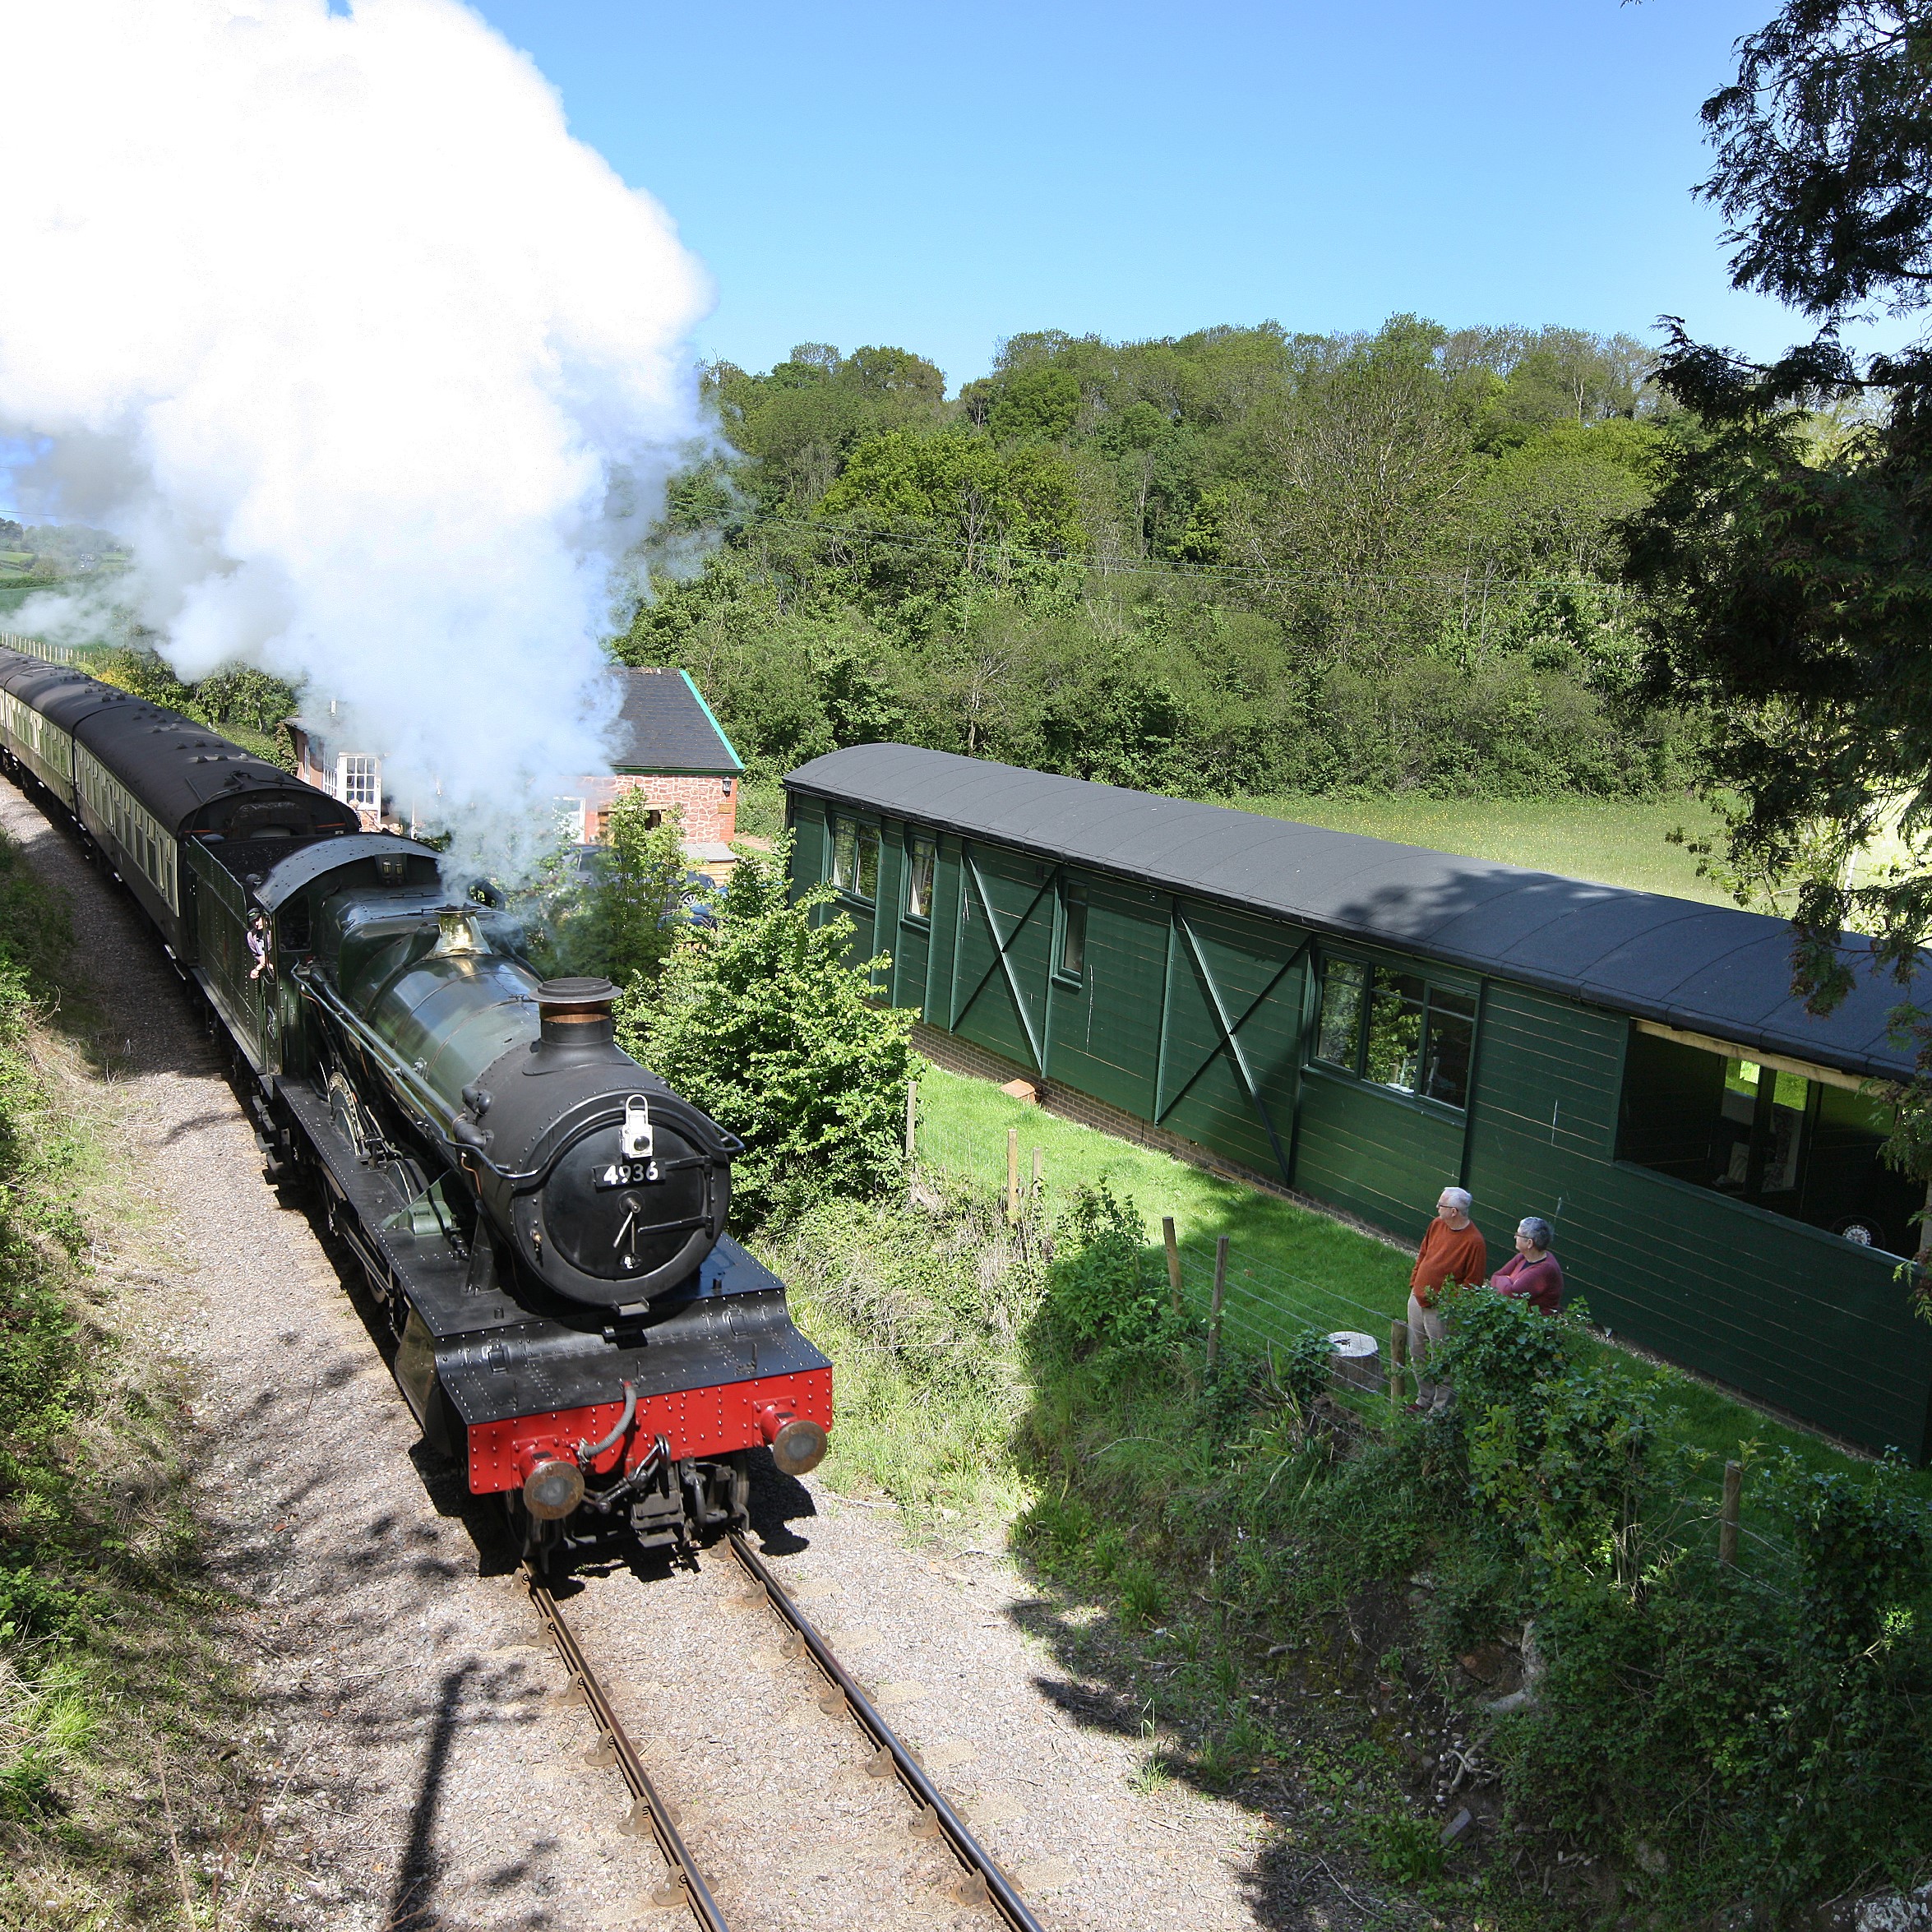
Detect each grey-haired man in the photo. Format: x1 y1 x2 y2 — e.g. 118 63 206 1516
1407 1186 1486 1414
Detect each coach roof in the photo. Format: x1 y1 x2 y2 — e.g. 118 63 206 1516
785 742 1930 1084
0 641 346 830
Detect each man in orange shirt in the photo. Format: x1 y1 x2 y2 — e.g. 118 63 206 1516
1407 1186 1486 1414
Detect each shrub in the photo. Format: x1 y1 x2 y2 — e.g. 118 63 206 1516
1467 1366 1660 1589
1768 1453 1930 1658
1042 1182 1172 1351
1268 1328 1339 1414
617 835 918 1223
1429 1280 1581 1428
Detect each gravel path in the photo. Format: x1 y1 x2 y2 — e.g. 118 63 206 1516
1 770 1292 1932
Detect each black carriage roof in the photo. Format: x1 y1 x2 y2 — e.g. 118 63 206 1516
0 650 110 721
0 640 351 832
785 743 1932 1083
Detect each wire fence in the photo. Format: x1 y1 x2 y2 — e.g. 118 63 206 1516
910 1102 1403 1368
907 1091 1820 1588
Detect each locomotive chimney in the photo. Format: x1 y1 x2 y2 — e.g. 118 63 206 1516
536 976 617 1047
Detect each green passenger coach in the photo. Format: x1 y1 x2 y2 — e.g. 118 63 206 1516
783 744 1932 1463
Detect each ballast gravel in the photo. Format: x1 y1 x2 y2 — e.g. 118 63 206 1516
1 773 1306 1932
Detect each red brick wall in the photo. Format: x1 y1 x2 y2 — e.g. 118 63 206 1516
577 772 737 845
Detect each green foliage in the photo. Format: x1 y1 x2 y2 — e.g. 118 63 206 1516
0 1565 81 1647
1266 1328 1338 1415
577 789 693 989
614 837 918 1223
622 553 903 774
760 1185 1042 1522
1625 2 1932 1227
709 341 948 515
1428 1278 1579 1422
87 645 297 769
1371 1814 1447 1885
813 428 1088 633
634 313 1689 806
1467 1369 1659 1589
0 832 72 993
1042 1181 1173 1351
1768 1450 1930 1656
0 827 274 1915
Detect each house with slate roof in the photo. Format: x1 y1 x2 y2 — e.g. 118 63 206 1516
289 667 745 863
557 667 744 867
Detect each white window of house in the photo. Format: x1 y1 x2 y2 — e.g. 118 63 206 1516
553 797 586 842
338 753 380 811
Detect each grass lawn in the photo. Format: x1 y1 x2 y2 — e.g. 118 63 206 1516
1214 790 1736 903
917 1062 1932 1523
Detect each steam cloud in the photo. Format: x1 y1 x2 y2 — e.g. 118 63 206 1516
0 0 712 879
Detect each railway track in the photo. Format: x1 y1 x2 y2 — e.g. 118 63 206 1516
526 1532 1047 1932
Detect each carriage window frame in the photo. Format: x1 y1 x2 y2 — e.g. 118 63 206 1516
1310 951 1478 1114
903 834 936 926
1617 1025 1921 1255
827 815 880 905
1055 876 1088 982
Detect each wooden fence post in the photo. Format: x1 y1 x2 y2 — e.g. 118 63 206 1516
1005 1128 1019 1223
1389 1319 1409 1408
1162 1217 1183 1317
1719 1460 1742 1567
1205 1235 1229 1377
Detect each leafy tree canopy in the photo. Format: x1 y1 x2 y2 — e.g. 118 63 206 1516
1625 6 1932 1023
1617 1 1932 1264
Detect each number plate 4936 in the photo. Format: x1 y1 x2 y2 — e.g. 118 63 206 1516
595 1160 659 1188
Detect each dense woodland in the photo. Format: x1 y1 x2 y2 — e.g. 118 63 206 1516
622 319 1694 801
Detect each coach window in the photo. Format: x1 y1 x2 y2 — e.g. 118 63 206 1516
830 820 857 893
830 819 879 903
904 836 936 923
1056 878 1088 981
1619 1026 1920 1251
1313 956 1477 1111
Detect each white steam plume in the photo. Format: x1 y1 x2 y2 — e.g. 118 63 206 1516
0 0 711 880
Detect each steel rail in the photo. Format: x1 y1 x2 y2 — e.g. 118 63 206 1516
725 1530 1046 1931
525 1574 731 1932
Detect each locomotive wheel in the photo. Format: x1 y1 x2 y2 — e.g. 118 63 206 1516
326 1068 372 1162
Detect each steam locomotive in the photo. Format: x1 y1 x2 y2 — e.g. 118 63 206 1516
0 640 832 1567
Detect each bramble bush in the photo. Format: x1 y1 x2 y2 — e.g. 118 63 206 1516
1412 1290 1932 1916
1431 1287 1661 1591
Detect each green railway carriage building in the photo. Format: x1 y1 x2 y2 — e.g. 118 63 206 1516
783 744 1932 1463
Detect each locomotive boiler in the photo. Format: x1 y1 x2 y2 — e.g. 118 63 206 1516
0 639 831 1567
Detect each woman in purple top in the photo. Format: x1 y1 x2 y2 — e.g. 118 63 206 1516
1490 1217 1563 1313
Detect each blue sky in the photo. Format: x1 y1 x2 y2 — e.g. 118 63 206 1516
470 0 1896 391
